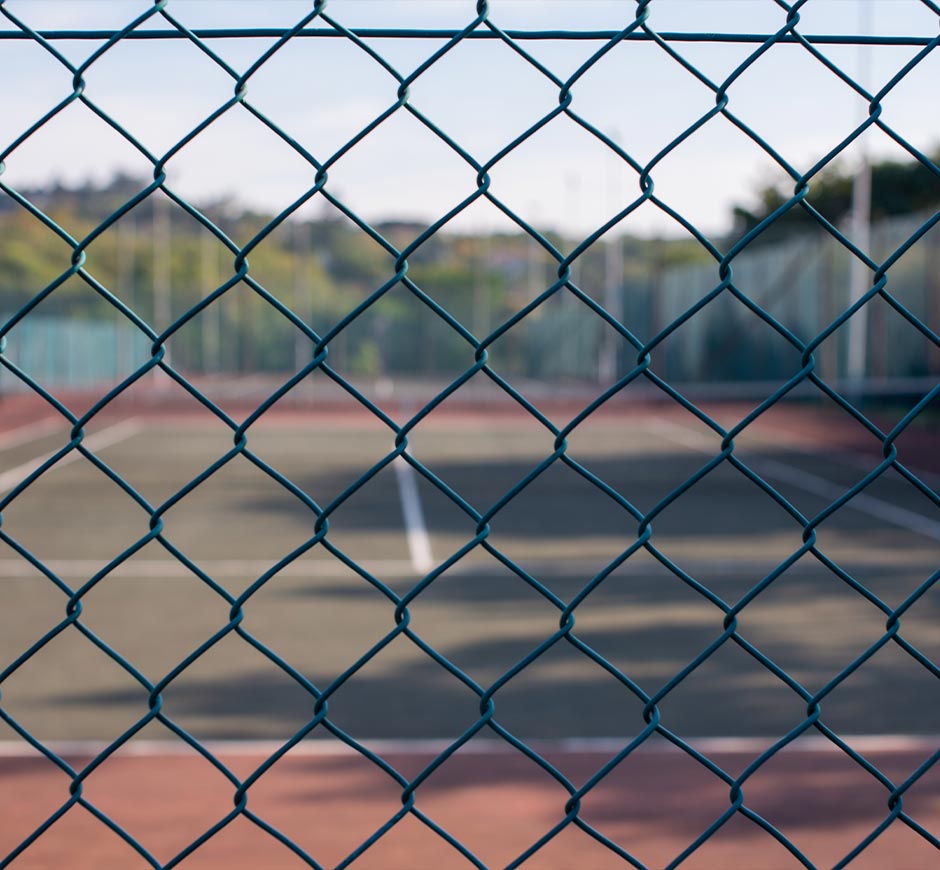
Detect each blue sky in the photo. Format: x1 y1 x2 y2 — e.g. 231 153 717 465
1 0 938 238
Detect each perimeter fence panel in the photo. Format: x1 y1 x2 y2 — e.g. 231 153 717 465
656 212 940 386
0 317 151 392
1 1 940 868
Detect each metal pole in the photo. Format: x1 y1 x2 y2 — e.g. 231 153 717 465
600 130 623 383
292 218 311 375
600 235 623 383
201 228 219 374
153 192 172 389
527 235 540 302
116 211 136 378
153 193 171 330
846 1 872 393
565 172 582 377
473 233 490 339
927 229 940 375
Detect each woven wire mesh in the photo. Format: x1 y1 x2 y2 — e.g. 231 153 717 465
1 1 940 867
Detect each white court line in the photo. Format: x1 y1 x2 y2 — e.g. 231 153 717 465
0 418 61 453
826 446 940 494
0 558 421 580
393 455 434 573
649 418 940 542
0 419 142 497
755 457 940 541
0 554 924 581
0 735 935 758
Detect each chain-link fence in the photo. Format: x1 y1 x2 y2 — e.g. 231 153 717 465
2 1 940 868
654 210 940 389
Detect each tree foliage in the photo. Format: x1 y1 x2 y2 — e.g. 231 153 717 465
732 151 940 242
3 176 652 376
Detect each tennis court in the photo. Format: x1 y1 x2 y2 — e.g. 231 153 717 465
2 397 938 745
3 395 940 869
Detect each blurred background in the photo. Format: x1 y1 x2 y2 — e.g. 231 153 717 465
1 0 938 406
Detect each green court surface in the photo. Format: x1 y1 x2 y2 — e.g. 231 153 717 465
1 410 938 744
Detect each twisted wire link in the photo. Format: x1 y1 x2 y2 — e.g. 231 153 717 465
0 0 939 867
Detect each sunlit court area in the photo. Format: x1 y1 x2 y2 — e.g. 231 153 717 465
2 1 940 868
2 394 940 743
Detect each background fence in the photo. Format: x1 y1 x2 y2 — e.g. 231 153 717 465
0 316 150 392
2 1 940 869
8 209 939 398
655 211 940 388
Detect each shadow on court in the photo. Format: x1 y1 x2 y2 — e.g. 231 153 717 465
243 449 905 540
2 429 938 746
37 561 940 741
232 447 937 591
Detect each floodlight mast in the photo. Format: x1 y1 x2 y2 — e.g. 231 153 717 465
846 1 873 397
153 191 172 392
599 129 623 385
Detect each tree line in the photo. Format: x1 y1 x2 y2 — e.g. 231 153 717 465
1 151 937 379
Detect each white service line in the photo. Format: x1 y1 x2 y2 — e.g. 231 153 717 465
0 419 143 497
649 417 940 542
0 558 422 580
0 734 935 758
0 555 918 581
393 455 434 574
0 418 61 453
756 457 940 541
826 446 940 494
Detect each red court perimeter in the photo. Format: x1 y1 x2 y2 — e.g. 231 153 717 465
4 743 940 869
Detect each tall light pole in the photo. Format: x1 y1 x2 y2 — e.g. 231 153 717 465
292 217 312 377
201 227 219 374
473 232 490 338
153 192 172 390
846 1 873 394
153 193 171 329
600 235 623 384
116 211 136 379
563 174 581 377
600 129 624 384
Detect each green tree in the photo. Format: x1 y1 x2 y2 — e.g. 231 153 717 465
732 151 940 242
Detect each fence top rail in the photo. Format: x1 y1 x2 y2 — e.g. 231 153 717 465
0 27 936 46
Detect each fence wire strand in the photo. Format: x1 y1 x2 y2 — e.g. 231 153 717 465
1 0 940 867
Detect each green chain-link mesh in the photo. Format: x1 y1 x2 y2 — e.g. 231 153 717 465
2 1 940 867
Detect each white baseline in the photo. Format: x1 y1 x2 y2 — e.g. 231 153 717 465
0 418 61 453
0 419 143 497
649 417 940 542
0 734 934 758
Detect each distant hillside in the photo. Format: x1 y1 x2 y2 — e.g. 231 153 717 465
2 175 705 379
